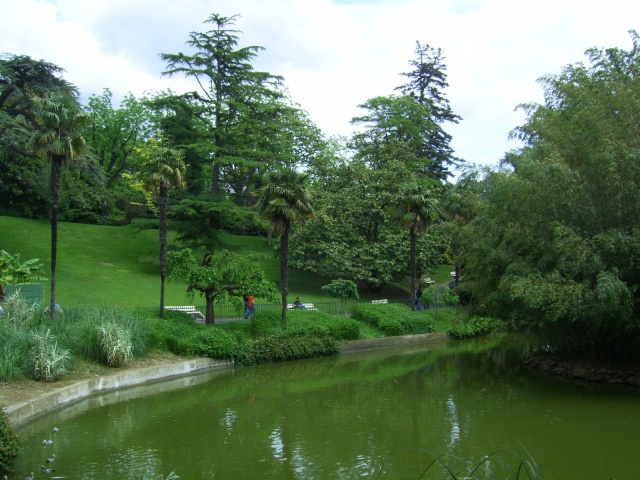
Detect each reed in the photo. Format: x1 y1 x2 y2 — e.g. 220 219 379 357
28 329 71 382
98 322 133 368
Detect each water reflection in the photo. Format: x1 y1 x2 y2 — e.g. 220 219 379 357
15 334 640 480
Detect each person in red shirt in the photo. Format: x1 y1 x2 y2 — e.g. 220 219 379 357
247 295 255 318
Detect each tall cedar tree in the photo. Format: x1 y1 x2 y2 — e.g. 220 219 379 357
396 42 462 180
160 13 284 197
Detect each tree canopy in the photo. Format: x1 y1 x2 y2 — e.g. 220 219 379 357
460 31 640 363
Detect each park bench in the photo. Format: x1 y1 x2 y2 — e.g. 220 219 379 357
449 271 463 282
165 306 205 323
421 277 436 286
371 299 388 304
287 303 317 310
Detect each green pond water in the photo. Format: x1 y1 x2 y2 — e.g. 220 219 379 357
14 335 640 479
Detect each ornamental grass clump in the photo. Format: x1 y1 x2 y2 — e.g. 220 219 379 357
0 330 30 382
3 289 39 329
98 322 133 368
29 329 71 382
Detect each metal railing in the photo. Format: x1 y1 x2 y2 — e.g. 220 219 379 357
163 299 425 320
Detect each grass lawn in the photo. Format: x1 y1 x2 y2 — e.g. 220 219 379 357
0 216 454 312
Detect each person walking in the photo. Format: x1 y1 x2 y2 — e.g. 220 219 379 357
243 295 250 319
247 295 255 318
415 286 423 310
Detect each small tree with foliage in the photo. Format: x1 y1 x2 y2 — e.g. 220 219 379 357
168 248 277 324
0 250 45 300
421 283 457 322
322 279 359 316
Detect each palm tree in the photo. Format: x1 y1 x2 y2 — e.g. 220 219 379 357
440 186 473 287
27 93 90 320
394 183 439 309
136 138 186 318
256 169 314 327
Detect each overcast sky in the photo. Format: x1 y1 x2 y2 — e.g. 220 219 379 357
2 0 639 170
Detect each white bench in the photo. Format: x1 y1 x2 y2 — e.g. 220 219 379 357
371 299 388 304
165 306 205 322
287 303 317 310
421 277 436 286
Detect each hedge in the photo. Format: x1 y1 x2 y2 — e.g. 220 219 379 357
350 303 434 336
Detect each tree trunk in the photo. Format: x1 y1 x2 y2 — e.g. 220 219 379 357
205 293 215 324
410 232 417 310
212 162 220 196
280 225 290 328
49 159 62 321
159 182 168 318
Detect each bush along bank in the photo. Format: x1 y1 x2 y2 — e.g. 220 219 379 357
350 303 435 336
0 407 20 475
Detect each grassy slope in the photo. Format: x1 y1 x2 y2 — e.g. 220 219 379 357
0 216 453 307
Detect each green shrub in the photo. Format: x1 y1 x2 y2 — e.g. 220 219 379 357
232 335 339 366
351 303 434 336
0 408 21 475
29 329 71 382
287 310 360 340
98 322 133 367
150 313 203 354
447 316 506 339
151 314 238 359
251 309 360 341
191 327 238 359
249 308 283 337
166 336 197 356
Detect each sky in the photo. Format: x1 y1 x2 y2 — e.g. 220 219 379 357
2 0 639 170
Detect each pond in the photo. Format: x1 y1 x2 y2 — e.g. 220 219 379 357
14 334 640 479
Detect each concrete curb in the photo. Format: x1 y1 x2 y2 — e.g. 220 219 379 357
6 358 229 426
7 333 448 426
340 332 447 352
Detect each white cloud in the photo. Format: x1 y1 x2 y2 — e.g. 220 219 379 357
2 0 639 169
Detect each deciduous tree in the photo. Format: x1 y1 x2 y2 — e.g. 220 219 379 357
168 248 277 324
461 31 640 363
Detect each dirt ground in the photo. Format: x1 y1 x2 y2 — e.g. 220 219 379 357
0 351 190 410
